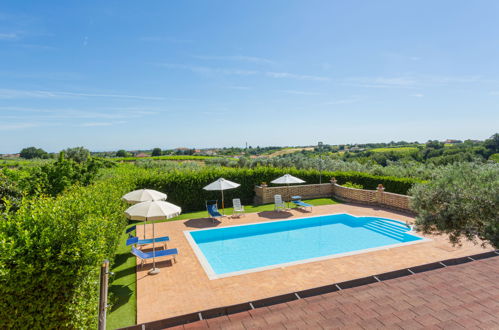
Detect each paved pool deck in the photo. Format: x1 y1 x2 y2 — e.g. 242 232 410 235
134 203 494 324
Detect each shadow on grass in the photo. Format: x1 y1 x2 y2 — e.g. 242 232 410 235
183 218 222 228
113 265 136 280
112 252 131 269
109 284 134 312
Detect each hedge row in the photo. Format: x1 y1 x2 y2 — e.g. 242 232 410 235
132 166 422 212
0 169 135 328
110 155 219 162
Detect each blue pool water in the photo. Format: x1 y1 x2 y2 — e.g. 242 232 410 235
187 214 423 277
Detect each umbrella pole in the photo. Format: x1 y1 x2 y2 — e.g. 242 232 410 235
221 189 225 215
287 184 290 209
148 221 160 275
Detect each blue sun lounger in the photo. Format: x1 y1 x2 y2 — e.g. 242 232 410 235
131 246 178 268
126 235 170 249
292 200 313 212
206 201 224 223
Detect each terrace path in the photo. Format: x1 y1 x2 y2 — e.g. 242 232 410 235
135 203 494 324
171 256 499 329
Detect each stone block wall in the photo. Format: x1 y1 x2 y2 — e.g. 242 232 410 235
254 183 333 204
254 179 414 213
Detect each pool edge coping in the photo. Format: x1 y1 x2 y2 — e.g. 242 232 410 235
183 212 430 280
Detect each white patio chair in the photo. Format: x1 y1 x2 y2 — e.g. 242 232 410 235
274 194 286 211
232 198 245 217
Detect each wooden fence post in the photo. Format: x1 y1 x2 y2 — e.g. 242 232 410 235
98 260 110 330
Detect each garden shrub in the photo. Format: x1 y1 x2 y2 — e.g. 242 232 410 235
0 169 135 328
342 181 364 189
0 172 22 212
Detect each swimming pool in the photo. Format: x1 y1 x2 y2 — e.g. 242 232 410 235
185 213 428 279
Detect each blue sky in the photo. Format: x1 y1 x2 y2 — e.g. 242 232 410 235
0 1 498 153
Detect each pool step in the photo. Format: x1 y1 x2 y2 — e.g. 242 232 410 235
367 220 408 233
363 221 407 240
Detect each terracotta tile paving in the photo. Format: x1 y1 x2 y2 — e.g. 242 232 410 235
134 203 495 325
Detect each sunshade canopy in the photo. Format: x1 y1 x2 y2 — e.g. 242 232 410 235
271 174 305 185
122 189 167 204
203 178 240 191
124 200 181 221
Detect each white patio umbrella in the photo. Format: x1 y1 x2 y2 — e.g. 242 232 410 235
125 200 181 275
122 189 167 238
203 178 240 215
122 189 167 204
271 174 306 207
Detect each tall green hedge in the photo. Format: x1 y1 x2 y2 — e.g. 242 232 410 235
133 166 422 212
0 170 135 328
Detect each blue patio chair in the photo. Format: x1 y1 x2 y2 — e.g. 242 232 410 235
131 246 178 268
206 200 223 223
292 200 313 212
125 225 137 235
126 235 170 249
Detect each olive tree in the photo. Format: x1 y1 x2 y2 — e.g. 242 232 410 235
410 163 499 248
19 147 48 159
62 147 90 163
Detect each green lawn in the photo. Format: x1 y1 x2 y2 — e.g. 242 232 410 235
106 198 339 329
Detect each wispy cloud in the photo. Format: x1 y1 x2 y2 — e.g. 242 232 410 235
0 88 167 100
140 36 193 43
412 93 424 98
157 63 258 76
193 55 273 64
281 90 322 96
381 52 421 61
226 86 252 90
343 76 416 88
0 32 19 40
0 106 160 120
80 121 126 127
321 98 360 105
342 75 486 89
266 72 330 81
157 63 331 82
0 122 39 131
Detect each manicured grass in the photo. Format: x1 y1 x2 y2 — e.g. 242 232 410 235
106 225 138 330
106 198 339 329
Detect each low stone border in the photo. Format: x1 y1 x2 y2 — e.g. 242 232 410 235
119 250 499 330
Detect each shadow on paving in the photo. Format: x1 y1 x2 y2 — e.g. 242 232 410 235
183 218 221 228
138 259 176 272
257 210 293 219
